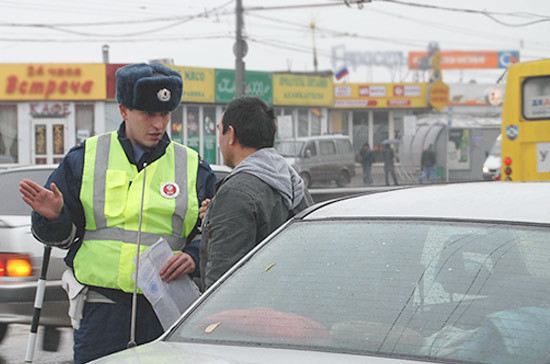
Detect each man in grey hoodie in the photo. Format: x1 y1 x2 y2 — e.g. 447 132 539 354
199 96 313 291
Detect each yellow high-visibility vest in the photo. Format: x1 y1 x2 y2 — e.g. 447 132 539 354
74 131 199 292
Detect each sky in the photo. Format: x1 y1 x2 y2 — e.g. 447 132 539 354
1 0 549 84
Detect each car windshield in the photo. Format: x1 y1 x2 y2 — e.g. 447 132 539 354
489 136 501 156
168 219 550 363
274 140 305 157
0 168 53 215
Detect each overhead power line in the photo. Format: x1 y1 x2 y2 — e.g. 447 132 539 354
0 0 234 36
378 0 550 27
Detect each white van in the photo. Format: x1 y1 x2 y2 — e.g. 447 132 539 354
275 135 356 188
482 134 501 180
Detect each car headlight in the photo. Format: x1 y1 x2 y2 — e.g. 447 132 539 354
482 166 489 174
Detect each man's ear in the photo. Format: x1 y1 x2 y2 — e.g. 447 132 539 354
228 125 237 145
119 105 128 120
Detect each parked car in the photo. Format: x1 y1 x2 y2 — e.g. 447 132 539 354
482 134 501 180
0 164 68 350
92 181 550 364
275 135 356 188
0 163 231 349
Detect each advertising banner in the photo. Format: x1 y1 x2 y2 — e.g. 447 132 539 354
169 65 215 103
409 50 519 70
333 82 428 108
0 64 106 100
215 69 272 104
273 74 333 107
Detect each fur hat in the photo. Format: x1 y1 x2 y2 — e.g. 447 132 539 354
116 63 183 112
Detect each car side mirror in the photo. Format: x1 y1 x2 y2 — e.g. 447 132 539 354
485 151 489 158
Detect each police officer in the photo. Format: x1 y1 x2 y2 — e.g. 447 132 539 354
19 63 215 363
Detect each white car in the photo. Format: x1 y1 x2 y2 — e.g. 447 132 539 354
0 165 69 350
92 181 550 363
482 134 501 180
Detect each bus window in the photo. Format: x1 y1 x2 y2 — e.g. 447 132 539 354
523 77 550 120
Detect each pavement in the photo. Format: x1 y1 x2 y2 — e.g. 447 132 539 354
310 163 427 189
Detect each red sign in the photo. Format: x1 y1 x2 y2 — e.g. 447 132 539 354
409 51 519 70
387 99 411 106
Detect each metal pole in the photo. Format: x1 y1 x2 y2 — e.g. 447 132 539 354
128 162 147 348
25 245 52 363
235 0 246 97
445 123 450 182
102 45 109 63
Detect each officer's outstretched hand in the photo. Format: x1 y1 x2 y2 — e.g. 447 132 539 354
19 179 64 220
160 252 195 283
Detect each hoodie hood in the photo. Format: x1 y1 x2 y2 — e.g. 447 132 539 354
230 148 305 210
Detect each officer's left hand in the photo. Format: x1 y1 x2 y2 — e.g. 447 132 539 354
159 252 195 283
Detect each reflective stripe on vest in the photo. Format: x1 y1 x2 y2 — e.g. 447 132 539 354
75 131 199 292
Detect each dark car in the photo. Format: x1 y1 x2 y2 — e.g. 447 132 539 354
93 181 550 364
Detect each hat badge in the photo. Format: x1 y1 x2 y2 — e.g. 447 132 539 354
157 88 171 102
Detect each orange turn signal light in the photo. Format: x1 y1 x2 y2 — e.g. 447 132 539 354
0 254 32 277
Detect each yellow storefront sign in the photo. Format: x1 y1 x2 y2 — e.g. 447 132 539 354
0 64 106 100
273 74 333 107
169 65 215 103
333 83 428 108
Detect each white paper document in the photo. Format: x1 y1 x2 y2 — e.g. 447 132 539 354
132 238 200 330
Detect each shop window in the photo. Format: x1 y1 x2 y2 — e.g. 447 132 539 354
373 111 389 149
203 106 217 165
333 111 350 136
311 108 321 136
187 106 200 153
341 111 350 135
171 105 184 144
298 109 308 137
75 104 94 144
0 105 17 163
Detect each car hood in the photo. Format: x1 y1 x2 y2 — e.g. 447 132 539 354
0 215 31 228
91 341 427 364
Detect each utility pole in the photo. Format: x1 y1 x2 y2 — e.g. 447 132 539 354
234 0 247 97
310 22 318 72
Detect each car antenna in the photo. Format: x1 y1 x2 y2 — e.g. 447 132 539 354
128 161 147 348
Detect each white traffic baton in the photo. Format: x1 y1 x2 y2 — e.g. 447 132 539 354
25 244 52 363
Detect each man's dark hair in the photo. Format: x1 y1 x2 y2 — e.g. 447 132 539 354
221 96 276 149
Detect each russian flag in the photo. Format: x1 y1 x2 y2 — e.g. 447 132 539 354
335 67 349 81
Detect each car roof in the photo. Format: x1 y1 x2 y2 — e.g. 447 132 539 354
305 181 550 225
277 135 351 142
0 164 57 174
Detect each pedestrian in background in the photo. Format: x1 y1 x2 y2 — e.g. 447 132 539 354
19 63 215 364
420 144 437 184
359 142 374 185
199 96 313 291
383 144 399 186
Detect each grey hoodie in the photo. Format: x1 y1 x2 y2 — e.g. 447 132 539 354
200 147 312 290
229 147 305 210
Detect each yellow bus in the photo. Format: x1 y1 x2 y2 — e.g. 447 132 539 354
501 59 550 181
